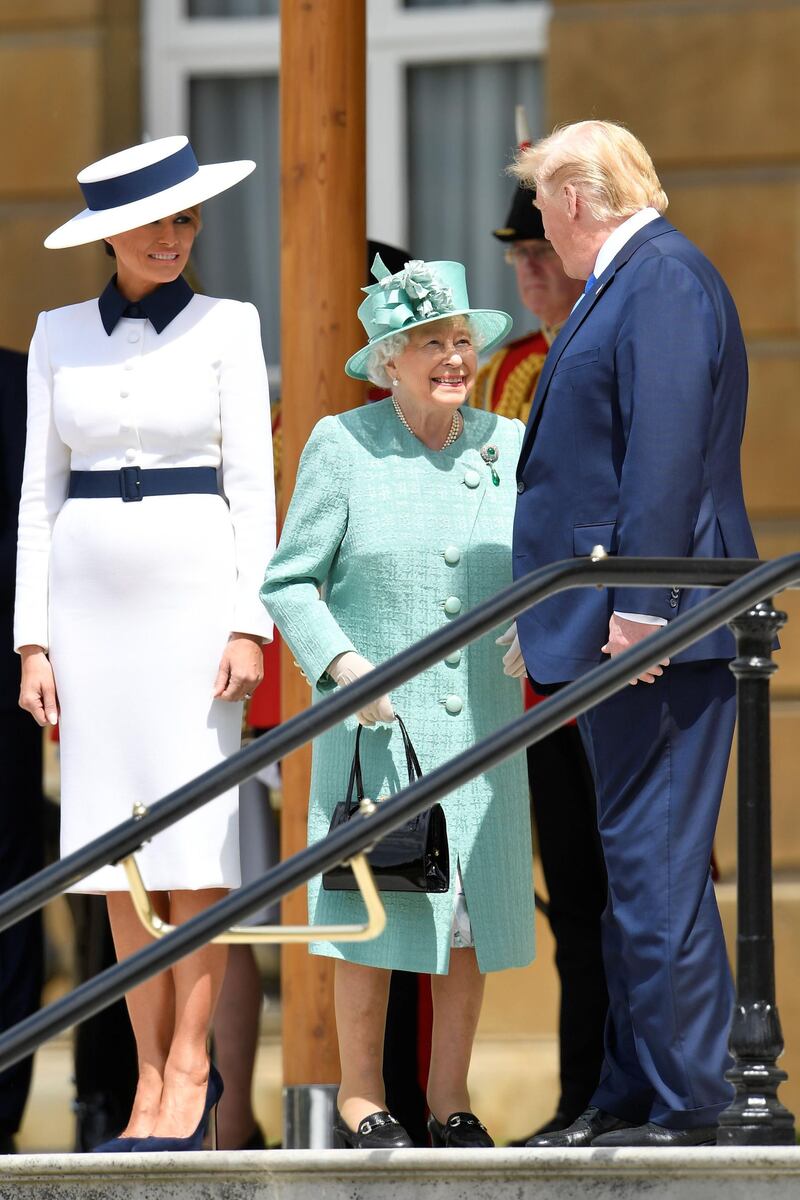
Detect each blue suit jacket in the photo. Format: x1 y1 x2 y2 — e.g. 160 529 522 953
513 217 758 683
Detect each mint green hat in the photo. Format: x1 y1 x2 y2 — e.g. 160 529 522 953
345 254 513 381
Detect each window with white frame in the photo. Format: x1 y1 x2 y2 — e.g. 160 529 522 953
143 0 549 379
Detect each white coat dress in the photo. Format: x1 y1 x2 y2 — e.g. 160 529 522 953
14 285 275 892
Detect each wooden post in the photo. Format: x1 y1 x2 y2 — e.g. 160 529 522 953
279 0 366 1113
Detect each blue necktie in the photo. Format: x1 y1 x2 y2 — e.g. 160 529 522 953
583 272 597 295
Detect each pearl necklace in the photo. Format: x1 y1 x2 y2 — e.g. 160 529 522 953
392 396 462 449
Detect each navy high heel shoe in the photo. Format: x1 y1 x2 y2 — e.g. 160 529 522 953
132 1064 224 1153
90 1135 140 1153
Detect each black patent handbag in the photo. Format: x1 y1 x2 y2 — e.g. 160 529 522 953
322 715 450 893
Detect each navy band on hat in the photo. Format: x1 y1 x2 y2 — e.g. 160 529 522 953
80 142 199 212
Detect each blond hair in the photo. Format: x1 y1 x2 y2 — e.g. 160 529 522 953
510 121 668 222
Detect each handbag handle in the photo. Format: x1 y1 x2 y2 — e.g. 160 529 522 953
344 714 423 814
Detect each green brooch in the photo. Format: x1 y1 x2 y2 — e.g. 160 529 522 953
480 444 500 486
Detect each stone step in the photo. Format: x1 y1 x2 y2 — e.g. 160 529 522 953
2 1148 800 1200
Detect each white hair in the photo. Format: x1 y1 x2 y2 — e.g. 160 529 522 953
365 317 486 387
365 332 410 387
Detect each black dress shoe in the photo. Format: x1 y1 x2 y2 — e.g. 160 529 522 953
592 1121 717 1147
526 1106 634 1148
333 1110 413 1149
509 1110 573 1146
428 1112 494 1149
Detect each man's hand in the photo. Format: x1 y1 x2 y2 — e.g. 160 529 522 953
213 633 265 702
601 614 670 685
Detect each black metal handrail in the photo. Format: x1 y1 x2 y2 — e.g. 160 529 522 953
0 555 773 934
0 551 797 1117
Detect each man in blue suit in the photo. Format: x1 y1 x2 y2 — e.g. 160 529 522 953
509 121 758 1148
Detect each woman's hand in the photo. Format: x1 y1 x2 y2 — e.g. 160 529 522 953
213 633 264 702
327 651 395 727
496 623 527 678
19 645 59 727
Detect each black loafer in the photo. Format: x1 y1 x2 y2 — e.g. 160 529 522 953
333 1110 413 1149
428 1111 494 1148
526 1105 634 1148
592 1121 717 1147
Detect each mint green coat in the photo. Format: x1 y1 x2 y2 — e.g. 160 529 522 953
261 400 535 974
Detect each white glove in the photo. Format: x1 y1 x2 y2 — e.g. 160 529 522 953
495 623 527 678
326 651 395 727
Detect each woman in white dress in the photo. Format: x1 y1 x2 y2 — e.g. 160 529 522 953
14 137 275 1152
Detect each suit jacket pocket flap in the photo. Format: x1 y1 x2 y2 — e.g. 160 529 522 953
557 347 600 371
573 521 616 557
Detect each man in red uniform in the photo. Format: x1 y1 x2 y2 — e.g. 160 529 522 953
471 182 609 1138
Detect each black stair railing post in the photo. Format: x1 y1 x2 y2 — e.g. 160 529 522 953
717 599 795 1145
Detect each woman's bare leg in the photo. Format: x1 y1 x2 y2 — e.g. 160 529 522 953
213 945 262 1149
335 960 391 1130
106 890 173 1138
148 888 228 1139
426 948 485 1122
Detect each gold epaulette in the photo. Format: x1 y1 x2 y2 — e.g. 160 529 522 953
472 349 508 412
495 352 547 424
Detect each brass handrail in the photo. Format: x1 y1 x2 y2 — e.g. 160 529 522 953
122 803 386 945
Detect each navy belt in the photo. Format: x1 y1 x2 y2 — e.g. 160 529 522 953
68 466 220 503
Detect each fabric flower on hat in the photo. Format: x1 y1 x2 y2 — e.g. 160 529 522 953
372 256 455 334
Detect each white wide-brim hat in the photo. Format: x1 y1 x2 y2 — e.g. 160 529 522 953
45 135 255 250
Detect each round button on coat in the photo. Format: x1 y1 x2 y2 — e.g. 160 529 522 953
444 650 462 666
443 545 461 565
444 596 462 615
517 481 525 494
445 694 463 715
464 469 480 489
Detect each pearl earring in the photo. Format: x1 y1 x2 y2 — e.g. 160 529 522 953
392 378 399 387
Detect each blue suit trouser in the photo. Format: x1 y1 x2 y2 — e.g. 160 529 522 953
577 661 736 1129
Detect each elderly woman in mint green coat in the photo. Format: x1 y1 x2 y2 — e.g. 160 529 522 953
261 257 535 1151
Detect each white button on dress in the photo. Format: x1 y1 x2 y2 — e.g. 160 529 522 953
464 469 480 489
443 545 461 565
444 596 462 615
